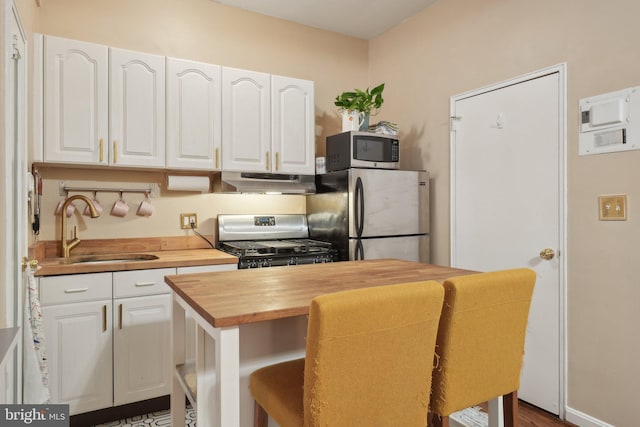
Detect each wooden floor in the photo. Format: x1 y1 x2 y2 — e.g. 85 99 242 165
519 401 576 427
480 400 577 427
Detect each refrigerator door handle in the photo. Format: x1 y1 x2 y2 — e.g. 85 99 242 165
355 238 364 260
355 177 364 237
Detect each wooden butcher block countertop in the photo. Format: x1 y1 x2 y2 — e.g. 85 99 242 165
165 259 477 328
36 249 238 276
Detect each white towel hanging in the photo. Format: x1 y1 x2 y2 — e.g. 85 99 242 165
22 264 50 404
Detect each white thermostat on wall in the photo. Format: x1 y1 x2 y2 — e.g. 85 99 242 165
579 86 639 156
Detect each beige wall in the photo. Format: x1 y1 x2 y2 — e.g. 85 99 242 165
369 0 640 424
31 0 369 242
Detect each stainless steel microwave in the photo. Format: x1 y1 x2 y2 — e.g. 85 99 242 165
325 131 399 171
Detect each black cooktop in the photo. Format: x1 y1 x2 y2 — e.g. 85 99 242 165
218 239 332 257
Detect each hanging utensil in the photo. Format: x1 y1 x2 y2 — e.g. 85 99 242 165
32 168 41 235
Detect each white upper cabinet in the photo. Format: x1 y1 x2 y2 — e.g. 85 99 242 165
43 35 109 165
42 36 165 168
222 67 315 174
166 57 222 170
222 66 271 172
39 35 314 174
109 48 165 168
271 75 315 174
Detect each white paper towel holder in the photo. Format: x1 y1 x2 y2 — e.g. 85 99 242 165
166 174 211 193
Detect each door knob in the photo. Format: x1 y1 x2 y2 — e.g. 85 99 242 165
539 248 555 260
21 257 38 271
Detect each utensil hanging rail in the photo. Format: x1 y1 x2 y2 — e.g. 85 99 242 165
59 181 158 197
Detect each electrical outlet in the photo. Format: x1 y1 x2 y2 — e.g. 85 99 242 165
180 213 198 229
598 195 626 221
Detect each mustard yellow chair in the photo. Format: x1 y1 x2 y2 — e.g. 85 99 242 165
249 281 445 427
428 268 536 427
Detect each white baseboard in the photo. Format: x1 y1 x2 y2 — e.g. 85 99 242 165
565 406 615 427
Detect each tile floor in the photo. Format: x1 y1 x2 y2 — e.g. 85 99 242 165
95 408 196 427
97 407 483 427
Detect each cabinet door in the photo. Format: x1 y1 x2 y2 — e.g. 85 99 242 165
43 300 113 415
43 35 108 165
113 294 171 405
222 66 271 172
166 57 222 170
271 75 315 174
109 47 165 168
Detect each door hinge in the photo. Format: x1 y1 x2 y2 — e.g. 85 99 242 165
450 116 461 132
11 35 21 60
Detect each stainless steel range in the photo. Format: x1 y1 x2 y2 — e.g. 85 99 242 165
217 214 335 269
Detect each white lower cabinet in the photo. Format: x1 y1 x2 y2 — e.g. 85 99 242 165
40 273 113 415
113 268 174 406
113 294 171 405
40 268 176 415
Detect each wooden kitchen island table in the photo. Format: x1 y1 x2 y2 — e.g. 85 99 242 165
165 259 476 427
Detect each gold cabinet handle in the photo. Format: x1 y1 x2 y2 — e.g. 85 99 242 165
118 304 123 330
215 148 220 169
113 140 118 163
266 151 270 171
275 152 280 171
539 248 555 260
99 138 104 162
102 305 107 332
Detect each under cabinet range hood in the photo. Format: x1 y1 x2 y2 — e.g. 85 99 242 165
221 171 316 194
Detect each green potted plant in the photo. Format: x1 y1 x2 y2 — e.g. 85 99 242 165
334 83 385 131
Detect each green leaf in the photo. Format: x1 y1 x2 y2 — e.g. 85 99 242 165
334 83 385 114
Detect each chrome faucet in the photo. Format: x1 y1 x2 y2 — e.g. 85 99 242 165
60 194 100 258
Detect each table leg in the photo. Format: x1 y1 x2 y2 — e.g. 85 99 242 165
171 296 186 427
488 396 504 427
171 293 240 427
195 323 240 427
195 326 212 425
213 326 240 427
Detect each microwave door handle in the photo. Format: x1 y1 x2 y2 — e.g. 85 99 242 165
355 177 364 237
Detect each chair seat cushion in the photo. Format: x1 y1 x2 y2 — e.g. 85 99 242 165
250 358 305 427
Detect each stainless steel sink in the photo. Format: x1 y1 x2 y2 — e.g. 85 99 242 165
59 253 159 265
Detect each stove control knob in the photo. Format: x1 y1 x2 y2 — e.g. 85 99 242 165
289 257 298 266
261 260 270 267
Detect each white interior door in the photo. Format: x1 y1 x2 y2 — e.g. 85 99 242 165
451 68 565 415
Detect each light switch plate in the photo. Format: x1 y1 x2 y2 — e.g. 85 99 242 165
598 195 627 221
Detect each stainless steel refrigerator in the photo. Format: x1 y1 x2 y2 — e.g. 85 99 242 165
306 168 429 263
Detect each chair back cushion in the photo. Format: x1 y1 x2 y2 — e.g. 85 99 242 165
430 268 536 416
303 280 444 427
